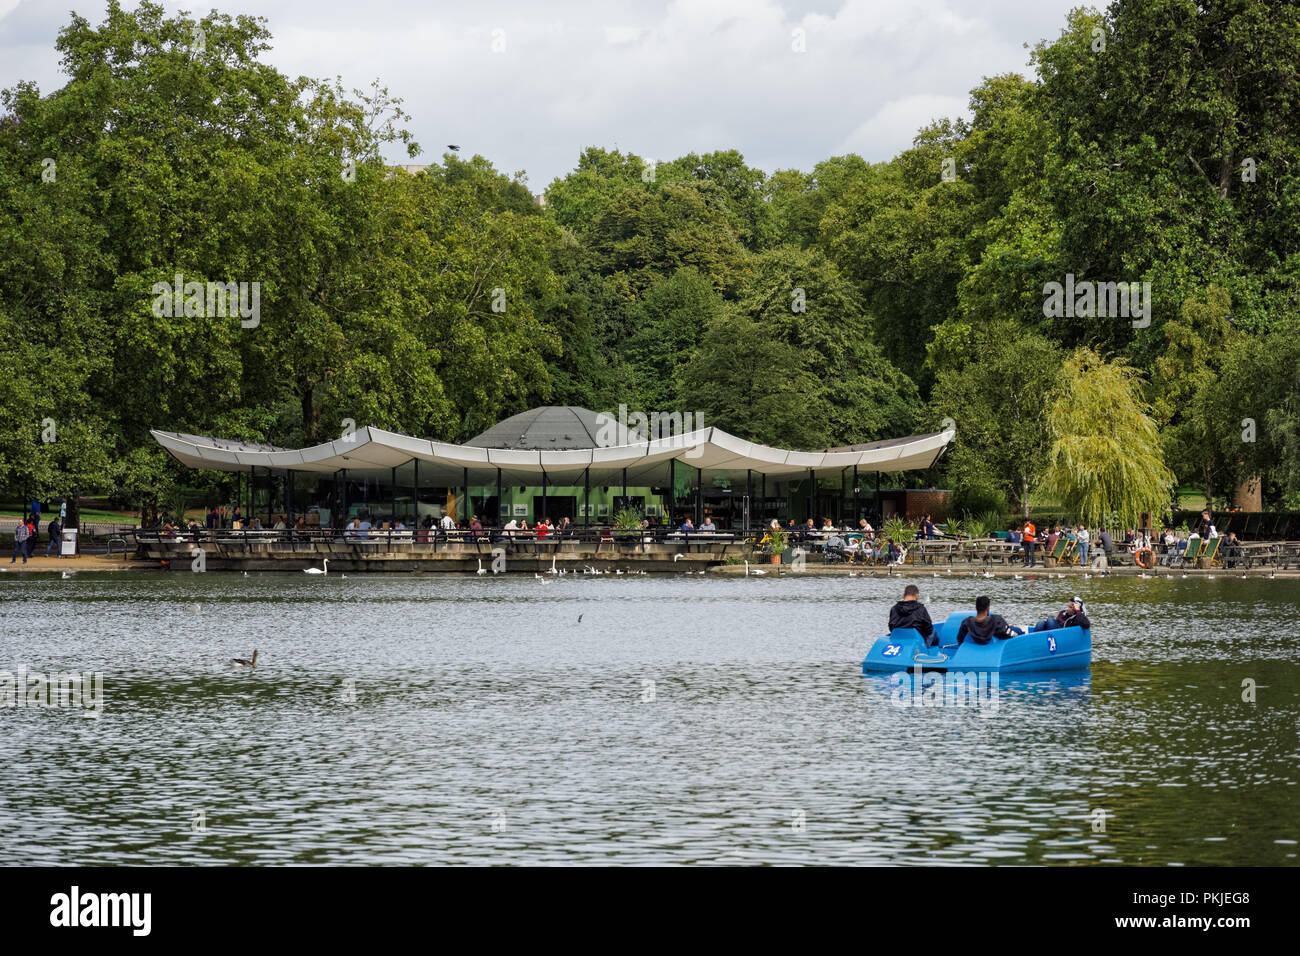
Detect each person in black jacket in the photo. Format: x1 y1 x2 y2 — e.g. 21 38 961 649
1031 596 1091 632
955 595 1024 645
889 585 936 646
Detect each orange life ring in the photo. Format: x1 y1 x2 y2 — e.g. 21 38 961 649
1134 548 1155 569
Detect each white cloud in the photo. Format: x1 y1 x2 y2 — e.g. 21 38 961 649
840 93 971 158
0 0 1083 185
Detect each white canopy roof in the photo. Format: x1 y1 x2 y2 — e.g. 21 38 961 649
150 424 954 482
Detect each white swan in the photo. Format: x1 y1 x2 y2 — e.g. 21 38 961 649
304 559 328 575
476 558 487 575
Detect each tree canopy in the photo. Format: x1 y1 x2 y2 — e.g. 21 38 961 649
5 0 1300 521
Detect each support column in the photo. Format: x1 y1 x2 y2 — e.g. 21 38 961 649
840 468 847 525
463 467 470 525
541 471 547 522
342 469 349 526
584 467 590 529
413 459 419 527
695 465 703 526
853 465 859 525
622 467 627 510
746 469 752 534
669 459 675 524
875 470 881 520
497 467 503 528
807 468 814 524
391 466 397 526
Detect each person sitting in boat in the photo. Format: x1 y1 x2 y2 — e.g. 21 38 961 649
889 585 936 646
1030 596 1091 632
955 595 1024 645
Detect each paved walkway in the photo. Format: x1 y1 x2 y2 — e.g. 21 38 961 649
1 555 146 573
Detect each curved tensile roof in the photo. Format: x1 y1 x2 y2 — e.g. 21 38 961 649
151 415 955 486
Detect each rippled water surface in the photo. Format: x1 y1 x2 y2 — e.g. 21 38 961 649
1 571 1297 865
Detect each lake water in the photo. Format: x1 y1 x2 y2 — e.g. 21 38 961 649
1 571 1297 865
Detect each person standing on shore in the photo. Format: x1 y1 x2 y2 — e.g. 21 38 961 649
46 515 62 556
11 517 30 564
1021 519 1037 567
1074 525 1090 568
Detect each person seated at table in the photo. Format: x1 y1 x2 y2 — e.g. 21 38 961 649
357 516 372 539
680 516 695 533
1223 531 1242 567
857 518 874 538
699 516 716 532
889 584 936 647
884 538 902 563
1030 597 1091 632
1045 524 1060 554
955 595 1024 645
1006 527 1021 550
535 518 552 539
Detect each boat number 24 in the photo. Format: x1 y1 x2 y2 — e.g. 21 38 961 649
1047 636 1057 654
883 644 902 657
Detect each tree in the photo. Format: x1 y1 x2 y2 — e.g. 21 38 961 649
929 326 1062 516
1038 348 1175 527
729 245 919 445
677 311 830 449
624 268 726 412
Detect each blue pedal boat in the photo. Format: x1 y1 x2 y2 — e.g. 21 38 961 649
862 612 1091 674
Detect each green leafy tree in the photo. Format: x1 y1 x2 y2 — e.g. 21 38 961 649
1039 348 1175 526
929 326 1062 515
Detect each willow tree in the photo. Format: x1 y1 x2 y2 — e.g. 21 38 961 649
1038 348 1174 527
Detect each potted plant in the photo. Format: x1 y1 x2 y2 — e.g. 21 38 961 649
769 526 787 565
613 508 643 549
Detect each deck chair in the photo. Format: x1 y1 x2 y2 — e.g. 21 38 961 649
1175 536 1203 568
1046 537 1070 566
1202 535 1223 568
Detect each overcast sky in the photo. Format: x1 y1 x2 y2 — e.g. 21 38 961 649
0 0 1085 188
